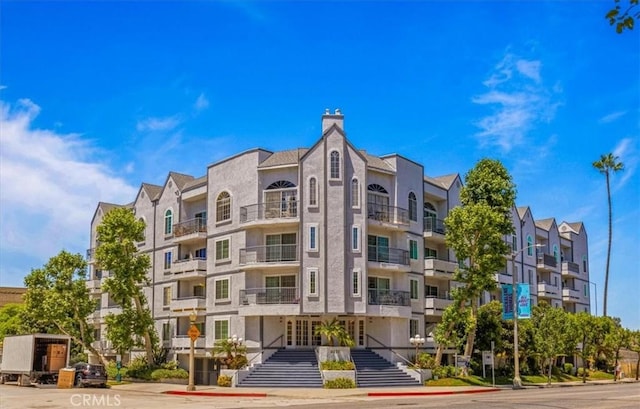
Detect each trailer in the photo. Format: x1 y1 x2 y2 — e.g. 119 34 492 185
0 334 71 386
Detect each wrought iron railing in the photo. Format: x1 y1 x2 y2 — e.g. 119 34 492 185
423 217 446 234
239 244 298 264
240 201 298 223
562 261 580 274
173 217 207 237
367 246 409 265
240 287 299 305
536 252 557 268
367 203 409 225
368 289 411 306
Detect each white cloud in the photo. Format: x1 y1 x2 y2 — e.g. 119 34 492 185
0 85 7 90
0 98 137 284
612 137 637 190
599 111 627 124
472 52 561 152
136 115 181 132
194 93 209 112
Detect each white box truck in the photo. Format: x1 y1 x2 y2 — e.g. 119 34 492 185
0 334 71 386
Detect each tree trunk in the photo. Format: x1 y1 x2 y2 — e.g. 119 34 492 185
547 359 553 385
603 171 612 317
434 299 468 366
635 354 639 381
133 295 154 363
463 302 478 358
54 322 107 367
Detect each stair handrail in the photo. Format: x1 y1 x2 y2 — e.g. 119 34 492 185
315 347 325 383
246 335 284 368
350 353 357 386
365 334 415 368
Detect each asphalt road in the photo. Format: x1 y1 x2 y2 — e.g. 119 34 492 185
0 383 638 409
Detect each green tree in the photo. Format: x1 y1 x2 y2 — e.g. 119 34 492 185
212 339 248 369
0 303 26 341
532 302 571 384
95 207 156 363
474 300 505 353
22 250 106 366
628 330 640 380
434 159 516 365
568 313 609 383
314 318 355 346
592 153 624 317
602 318 630 380
606 0 639 33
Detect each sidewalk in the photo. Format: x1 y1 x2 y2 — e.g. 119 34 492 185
109 377 638 399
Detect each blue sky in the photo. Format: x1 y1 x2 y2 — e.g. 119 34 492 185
1 1 638 328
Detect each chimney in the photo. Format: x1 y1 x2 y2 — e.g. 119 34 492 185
322 108 344 133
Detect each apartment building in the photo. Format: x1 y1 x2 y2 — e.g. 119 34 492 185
86 110 591 384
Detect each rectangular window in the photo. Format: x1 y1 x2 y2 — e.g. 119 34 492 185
214 319 229 340
215 238 230 261
352 269 361 297
164 251 172 270
368 235 390 263
193 284 205 297
409 240 418 260
410 279 418 299
512 235 517 252
266 233 297 262
528 269 533 284
309 178 317 207
195 247 207 259
307 268 318 296
215 278 229 301
162 323 171 341
351 179 360 208
584 284 588 297
424 247 437 259
425 285 438 297
163 286 171 307
351 225 361 252
307 224 318 252
409 319 419 338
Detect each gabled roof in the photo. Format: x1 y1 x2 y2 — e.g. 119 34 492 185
424 173 460 189
258 148 309 168
141 183 162 201
184 175 207 191
361 151 394 173
517 206 531 220
535 218 556 231
560 221 584 234
169 171 195 190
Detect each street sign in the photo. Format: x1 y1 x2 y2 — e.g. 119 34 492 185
187 324 201 342
482 351 493 365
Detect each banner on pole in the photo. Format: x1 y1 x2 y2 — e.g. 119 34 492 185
501 284 514 320
517 283 531 319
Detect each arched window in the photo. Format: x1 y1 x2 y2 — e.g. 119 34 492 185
527 235 534 256
330 151 340 179
164 209 173 235
216 192 231 222
351 178 360 208
367 184 389 221
265 181 297 218
309 177 317 206
553 244 559 264
408 192 417 222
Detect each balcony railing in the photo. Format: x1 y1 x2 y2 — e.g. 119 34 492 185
240 287 299 305
367 246 410 265
239 244 298 264
537 252 557 269
171 295 206 311
368 289 410 306
367 203 409 225
173 217 207 238
561 261 580 276
424 257 458 275
240 201 298 223
425 295 454 313
562 287 581 300
424 217 446 234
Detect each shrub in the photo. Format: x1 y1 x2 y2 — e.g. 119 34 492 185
126 356 153 380
324 378 356 389
217 375 232 387
414 352 436 370
563 363 574 375
320 361 355 370
150 368 188 380
106 360 129 380
577 367 590 377
161 360 179 370
69 352 88 365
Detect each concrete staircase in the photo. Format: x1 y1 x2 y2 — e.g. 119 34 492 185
351 349 421 387
237 349 323 387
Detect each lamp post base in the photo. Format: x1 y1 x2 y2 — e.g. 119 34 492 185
186 384 196 391
512 376 523 389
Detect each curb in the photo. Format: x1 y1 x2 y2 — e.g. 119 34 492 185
368 388 501 397
164 390 267 398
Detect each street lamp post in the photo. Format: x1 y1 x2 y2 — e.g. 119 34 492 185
512 244 541 390
409 334 425 365
187 310 199 392
589 281 598 316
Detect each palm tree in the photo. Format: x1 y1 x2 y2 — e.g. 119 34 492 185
314 318 354 346
592 153 624 317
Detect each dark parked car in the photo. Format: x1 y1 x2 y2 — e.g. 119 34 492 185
73 362 107 387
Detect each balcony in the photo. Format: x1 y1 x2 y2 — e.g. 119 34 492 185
170 257 207 278
239 244 299 269
171 296 206 313
424 217 446 242
173 218 207 244
367 204 410 228
86 248 96 263
240 201 298 225
561 261 580 278
562 287 581 302
424 257 457 279
100 305 121 318
367 246 410 266
536 252 558 271
87 279 102 294
171 335 206 349
368 289 410 306
537 282 561 299
238 287 300 316
425 295 454 316
494 272 513 285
